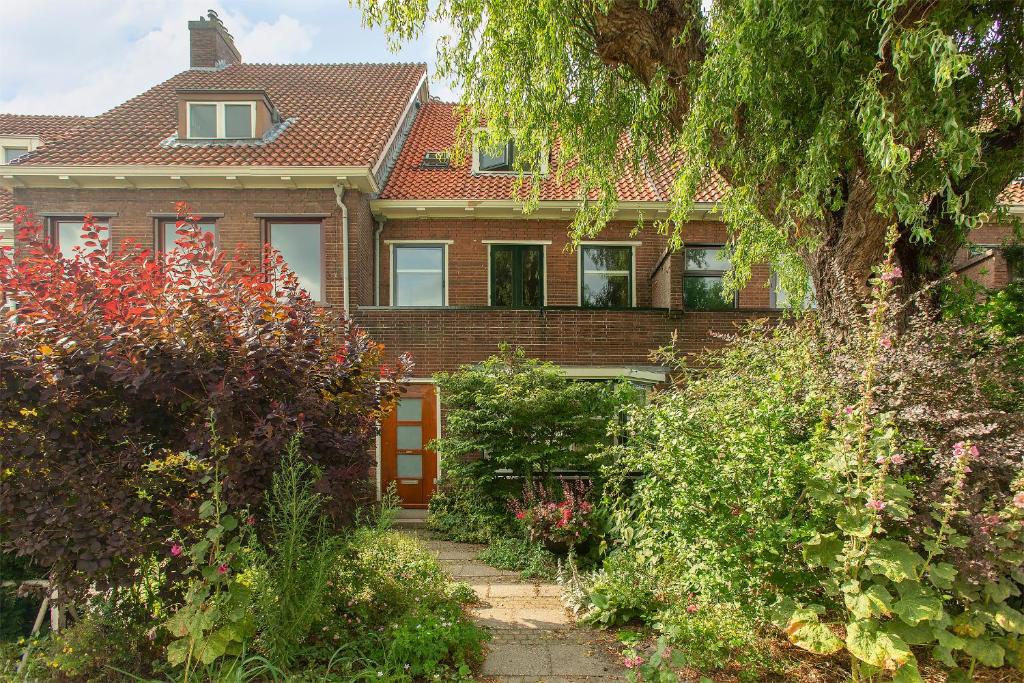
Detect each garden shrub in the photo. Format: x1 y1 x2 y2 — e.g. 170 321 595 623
476 537 558 581
596 319 833 616
589 234 1024 680
0 207 407 594
428 344 641 539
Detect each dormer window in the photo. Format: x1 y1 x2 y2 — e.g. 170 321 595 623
472 132 548 175
177 89 277 142
186 101 256 139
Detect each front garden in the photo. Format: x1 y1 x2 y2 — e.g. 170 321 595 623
0 210 485 681
427 239 1024 682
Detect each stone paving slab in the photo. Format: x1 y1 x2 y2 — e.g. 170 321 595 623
398 526 627 682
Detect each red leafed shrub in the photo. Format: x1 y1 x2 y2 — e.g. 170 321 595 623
0 205 409 593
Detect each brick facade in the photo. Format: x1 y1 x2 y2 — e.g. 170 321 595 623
12 186 375 311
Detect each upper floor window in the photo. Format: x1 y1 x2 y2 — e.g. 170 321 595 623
581 245 633 308
187 101 255 139
51 218 110 258
3 147 29 164
266 221 322 302
158 218 217 252
491 244 543 307
472 132 547 175
393 244 446 307
683 246 735 311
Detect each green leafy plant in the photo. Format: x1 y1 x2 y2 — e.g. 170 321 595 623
249 432 342 668
163 418 254 679
476 537 557 581
776 232 1024 681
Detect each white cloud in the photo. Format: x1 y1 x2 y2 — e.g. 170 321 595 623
0 1 318 115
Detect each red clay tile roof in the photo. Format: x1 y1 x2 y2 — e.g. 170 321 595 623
0 189 14 223
13 63 426 168
381 101 694 202
0 114 92 142
382 102 1020 207
1000 181 1023 205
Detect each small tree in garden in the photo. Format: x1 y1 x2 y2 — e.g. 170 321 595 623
432 344 641 485
0 205 408 595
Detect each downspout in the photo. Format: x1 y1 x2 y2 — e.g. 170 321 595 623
333 183 350 315
373 218 385 306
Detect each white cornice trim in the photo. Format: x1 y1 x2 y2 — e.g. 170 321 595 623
1 165 379 193
372 72 428 179
371 199 720 221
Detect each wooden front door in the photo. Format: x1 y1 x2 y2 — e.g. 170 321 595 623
381 384 437 507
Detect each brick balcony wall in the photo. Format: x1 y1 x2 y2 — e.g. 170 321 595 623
353 306 779 377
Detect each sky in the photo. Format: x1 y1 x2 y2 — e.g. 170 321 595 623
0 0 454 116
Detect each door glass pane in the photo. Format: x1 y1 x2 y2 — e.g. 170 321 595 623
270 223 322 301
397 398 422 422
57 220 109 258
491 247 514 306
397 425 422 451
522 247 543 306
163 221 217 251
684 276 734 310
224 104 253 138
582 273 629 307
397 453 423 478
394 246 444 306
189 103 217 138
685 247 730 272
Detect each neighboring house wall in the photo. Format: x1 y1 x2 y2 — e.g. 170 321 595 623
12 187 375 311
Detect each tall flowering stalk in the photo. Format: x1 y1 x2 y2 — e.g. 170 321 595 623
775 228 1024 682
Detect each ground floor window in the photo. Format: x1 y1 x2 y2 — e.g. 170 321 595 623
581 245 633 308
266 220 323 302
393 244 446 306
491 244 543 307
683 245 735 311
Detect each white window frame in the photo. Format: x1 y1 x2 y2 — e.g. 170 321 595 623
388 240 452 307
51 217 113 257
483 240 551 307
769 272 817 310
186 101 257 140
577 241 639 308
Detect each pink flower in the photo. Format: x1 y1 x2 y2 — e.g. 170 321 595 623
623 656 644 669
890 454 905 466
953 441 966 457
1013 492 1024 509
969 445 979 458
844 406 854 415
515 511 524 520
866 499 887 511
881 267 902 282
217 564 229 574
687 604 699 614
170 543 183 557
880 336 893 349
875 455 886 464
246 515 256 526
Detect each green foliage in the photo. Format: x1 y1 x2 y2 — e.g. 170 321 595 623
598 321 833 614
432 344 641 482
476 537 557 581
583 552 662 628
655 603 778 680
248 434 342 668
774 243 1024 681
426 473 514 544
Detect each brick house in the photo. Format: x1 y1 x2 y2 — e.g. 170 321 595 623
2 12 1021 507
1 114 91 248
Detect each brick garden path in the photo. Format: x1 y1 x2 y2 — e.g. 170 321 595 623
401 528 627 682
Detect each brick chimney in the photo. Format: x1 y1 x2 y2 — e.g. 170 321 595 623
188 10 242 69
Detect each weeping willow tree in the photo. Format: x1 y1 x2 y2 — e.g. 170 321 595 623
357 0 1023 327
